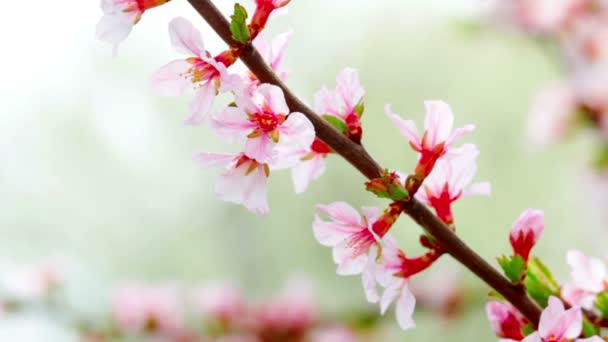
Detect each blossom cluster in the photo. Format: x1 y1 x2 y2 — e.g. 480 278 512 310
491 0 608 166
487 248 608 341
0 260 361 341
96 0 608 339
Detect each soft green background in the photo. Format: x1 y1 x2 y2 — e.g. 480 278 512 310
0 0 605 340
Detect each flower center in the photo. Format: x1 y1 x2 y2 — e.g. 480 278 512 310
182 57 218 86
250 111 285 132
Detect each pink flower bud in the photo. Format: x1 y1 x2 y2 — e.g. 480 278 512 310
486 301 527 340
510 209 544 261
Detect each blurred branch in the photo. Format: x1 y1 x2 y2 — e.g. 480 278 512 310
186 0 542 327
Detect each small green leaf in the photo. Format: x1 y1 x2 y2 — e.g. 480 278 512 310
582 316 599 337
595 291 608 317
354 102 365 118
497 255 526 284
230 3 250 44
365 170 409 201
521 323 535 337
323 115 347 133
524 257 559 307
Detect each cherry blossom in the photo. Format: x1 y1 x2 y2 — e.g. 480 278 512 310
415 144 491 224
192 281 246 324
252 31 293 82
211 84 315 165
527 82 578 147
497 0 587 34
386 101 475 178
315 68 365 141
196 152 269 216
510 209 545 261
312 202 382 276
0 258 66 302
291 138 332 193
561 250 607 309
312 325 359 342
96 0 169 53
367 236 417 331
521 297 582 342
151 17 233 125
112 284 184 337
486 301 527 340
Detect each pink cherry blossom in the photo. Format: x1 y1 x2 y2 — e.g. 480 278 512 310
498 0 587 34
211 84 315 165
192 281 247 324
96 0 169 53
367 235 417 331
291 138 332 194
486 301 527 340
151 17 233 125
510 209 544 261
196 152 269 216
527 81 578 147
253 277 318 339
253 31 293 82
561 250 607 309
313 202 382 276
415 144 490 224
112 283 184 337
522 296 582 342
314 68 364 122
386 101 475 177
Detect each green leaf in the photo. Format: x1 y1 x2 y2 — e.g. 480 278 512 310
365 170 409 201
596 291 608 317
354 102 365 118
582 316 599 337
594 144 608 171
521 323 535 337
323 115 347 133
497 255 526 284
524 257 559 307
230 3 250 44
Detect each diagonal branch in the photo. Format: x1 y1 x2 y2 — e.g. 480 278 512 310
186 0 542 326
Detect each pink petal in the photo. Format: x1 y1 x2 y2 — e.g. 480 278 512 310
380 278 402 315
521 332 542 342
423 100 454 147
274 112 316 167
169 17 205 56
333 244 367 275
561 283 596 310
335 68 364 110
315 202 362 227
291 155 326 194
463 181 492 197
216 162 269 216
312 217 359 247
244 135 274 164
360 206 381 225
269 31 293 74
186 81 216 125
96 12 137 46
445 124 476 149
385 104 421 149
195 152 237 168
314 86 341 117
211 107 255 143
567 250 607 293
150 59 193 96
395 283 416 330
362 246 380 303
511 209 545 240
256 84 289 115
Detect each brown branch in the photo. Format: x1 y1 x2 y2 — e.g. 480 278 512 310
186 0 542 327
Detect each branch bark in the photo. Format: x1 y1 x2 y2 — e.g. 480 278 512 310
186 0 543 327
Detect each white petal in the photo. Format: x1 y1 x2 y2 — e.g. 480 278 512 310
210 107 254 143
385 104 420 149
395 284 416 330
291 155 326 194
195 152 237 168
256 84 289 115
423 100 454 146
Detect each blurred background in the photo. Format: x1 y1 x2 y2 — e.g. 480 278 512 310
0 0 605 340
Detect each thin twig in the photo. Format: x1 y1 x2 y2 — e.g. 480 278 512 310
186 0 542 326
